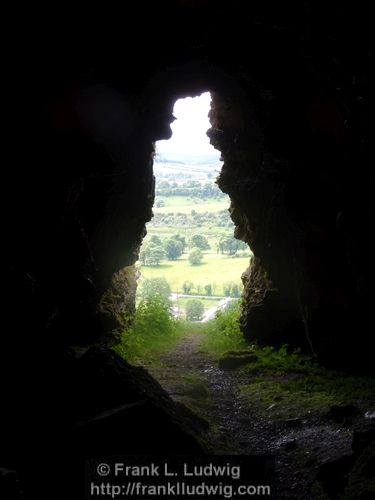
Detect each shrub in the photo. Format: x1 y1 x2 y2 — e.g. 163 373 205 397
185 299 204 321
188 247 203 265
200 300 246 356
114 295 182 363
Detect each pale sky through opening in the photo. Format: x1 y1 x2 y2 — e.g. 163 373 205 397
156 92 220 159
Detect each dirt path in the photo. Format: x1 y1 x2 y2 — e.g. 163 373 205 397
144 330 357 499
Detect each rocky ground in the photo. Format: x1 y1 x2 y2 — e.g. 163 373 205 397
143 330 375 499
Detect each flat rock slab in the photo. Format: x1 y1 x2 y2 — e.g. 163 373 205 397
218 353 258 370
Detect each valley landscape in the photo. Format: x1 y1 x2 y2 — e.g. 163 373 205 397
136 156 252 317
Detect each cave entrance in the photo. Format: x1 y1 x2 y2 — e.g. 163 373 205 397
136 92 250 321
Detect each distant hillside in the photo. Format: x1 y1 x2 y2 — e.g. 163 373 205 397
155 153 221 165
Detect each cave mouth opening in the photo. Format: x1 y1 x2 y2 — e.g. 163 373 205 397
135 91 250 323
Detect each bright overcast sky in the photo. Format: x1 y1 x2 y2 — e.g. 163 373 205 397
156 92 220 158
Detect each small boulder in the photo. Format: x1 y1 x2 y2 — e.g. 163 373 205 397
0 468 23 499
284 417 303 429
283 439 298 451
325 404 360 425
344 441 375 499
352 421 375 454
218 353 258 370
317 453 355 498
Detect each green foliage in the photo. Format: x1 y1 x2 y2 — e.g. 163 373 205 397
138 277 171 302
190 234 211 250
114 295 182 363
188 247 203 265
242 344 317 375
185 299 204 321
204 284 212 296
200 300 246 356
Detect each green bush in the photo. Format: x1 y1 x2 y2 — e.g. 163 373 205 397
114 295 182 363
185 299 204 321
243 344 317 374
188 247 203 265
200 300 246 356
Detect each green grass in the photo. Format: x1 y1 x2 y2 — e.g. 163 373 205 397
196 304 375 421
137 253 249 296
237 370 375 420
237 378 339 420
154 200 228 214
226 344 375 420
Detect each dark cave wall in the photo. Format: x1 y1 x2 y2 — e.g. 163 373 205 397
1 2 374 497
209 81 373 370
4 1 374 375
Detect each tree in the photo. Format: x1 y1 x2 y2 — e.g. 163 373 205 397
139 248 148 265
164 238 183 260
185 299 204 321
218 236 247 256
150 235 163 246
223 281 233 297
190 234 210 250
204 284 212 296
147 245 165 266
182 280 194 294
138 277 171 302
139 241 165 266
173 234 187 252
188 247 203 266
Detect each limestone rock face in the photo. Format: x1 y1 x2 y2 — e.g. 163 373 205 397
208 81 373 372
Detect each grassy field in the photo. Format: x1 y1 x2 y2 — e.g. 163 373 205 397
154 196 228 214
137 253 249 296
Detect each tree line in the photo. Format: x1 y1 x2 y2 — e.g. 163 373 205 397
139 233 249 267
151 210 234 229
155 180 226 199
181 280 242 297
